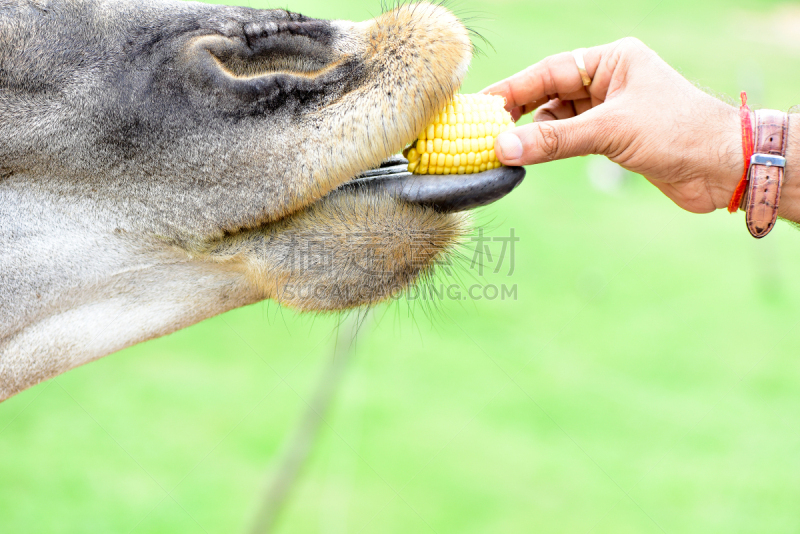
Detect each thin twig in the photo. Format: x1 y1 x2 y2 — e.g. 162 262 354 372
249 312 366 534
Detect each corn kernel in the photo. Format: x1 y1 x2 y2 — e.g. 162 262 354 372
404 93 514 175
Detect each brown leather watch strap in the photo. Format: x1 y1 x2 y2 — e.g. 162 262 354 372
743 109 789 238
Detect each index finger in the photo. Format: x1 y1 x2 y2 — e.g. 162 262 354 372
482 47 603 112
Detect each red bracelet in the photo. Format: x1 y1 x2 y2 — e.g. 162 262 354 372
727 91 754 213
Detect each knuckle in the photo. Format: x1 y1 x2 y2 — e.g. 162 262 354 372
538 56 560 98
618 37 653 60
535 122 560 160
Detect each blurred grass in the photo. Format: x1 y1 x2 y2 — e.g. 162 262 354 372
3 0 800 532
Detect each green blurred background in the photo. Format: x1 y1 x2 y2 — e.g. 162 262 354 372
3 0 800 532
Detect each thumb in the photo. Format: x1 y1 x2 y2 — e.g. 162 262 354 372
495 112 606 166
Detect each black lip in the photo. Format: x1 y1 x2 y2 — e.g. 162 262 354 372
341 155 526 212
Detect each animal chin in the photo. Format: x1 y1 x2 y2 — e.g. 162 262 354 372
210 184 472 312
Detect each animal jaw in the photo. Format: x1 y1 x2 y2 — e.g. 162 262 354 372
0 0 505 401
203 186 471 311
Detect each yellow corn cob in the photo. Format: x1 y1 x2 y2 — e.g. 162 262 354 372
404 93 515 175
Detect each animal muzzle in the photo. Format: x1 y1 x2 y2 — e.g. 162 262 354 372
342 156 526 212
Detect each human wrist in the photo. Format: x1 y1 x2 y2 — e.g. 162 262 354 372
777 114 800 223
707 102 744 212
712 104 800 224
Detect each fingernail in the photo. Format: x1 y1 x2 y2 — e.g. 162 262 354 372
496 132 522 161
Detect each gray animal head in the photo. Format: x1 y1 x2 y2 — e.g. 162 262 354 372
0 0 519 400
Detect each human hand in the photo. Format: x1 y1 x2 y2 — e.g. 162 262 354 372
482 38 745 214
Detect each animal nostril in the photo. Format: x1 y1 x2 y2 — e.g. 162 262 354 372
198 19 338 82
